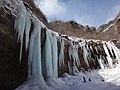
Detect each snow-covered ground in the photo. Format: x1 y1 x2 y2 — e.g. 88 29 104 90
99 64 120 86
16 64 120 90
46 64 120 90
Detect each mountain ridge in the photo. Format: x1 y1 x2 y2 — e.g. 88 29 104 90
48 12 120 42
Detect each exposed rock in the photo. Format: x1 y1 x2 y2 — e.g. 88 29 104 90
0 0 48 89
0 6 28 90
23 0 48 26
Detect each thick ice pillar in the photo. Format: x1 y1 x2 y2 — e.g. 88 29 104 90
103 42 113 68
42 29 53 79
28 16 42 77
51 33 58 78
14 2 27 62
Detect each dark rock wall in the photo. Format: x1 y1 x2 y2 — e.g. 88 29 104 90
0 0 49 89
0 3 28 90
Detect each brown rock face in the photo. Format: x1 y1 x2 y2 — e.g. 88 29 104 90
0 7 28 90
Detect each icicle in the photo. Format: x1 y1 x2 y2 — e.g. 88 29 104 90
94 45 105 69
68 42 80 74
68 42 80 67
89 45 93 52
110 42 120 63
86 43 92 62
106 42 114 58
74 44 80 66
51 33 58 78
89 44 96 64
41 29 53 79
28 16 42 77
14 1 48 90
103 42 113 68
98 56 104 69
14 3 27 62
28 17 49 89
31 33 41 76
58 37 64 68
68 42 73 60
25 11 31 50
82 45 89 67
105 41 120 65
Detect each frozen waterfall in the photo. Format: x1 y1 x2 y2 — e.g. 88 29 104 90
13 1 120 90
14 1 57 90
68 42 80 74
51 33 58 78
68 42 80 67
83 45 90 67
28 15 42 77
41 29 58 79
14 2 27 62
103 42 113 68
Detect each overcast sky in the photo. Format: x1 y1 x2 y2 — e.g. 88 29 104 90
38 0 120 28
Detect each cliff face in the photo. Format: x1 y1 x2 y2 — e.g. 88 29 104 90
0 0 48 89
48 13 120 42
0 5 24 90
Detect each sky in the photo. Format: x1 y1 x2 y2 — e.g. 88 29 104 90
37 0 120 28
